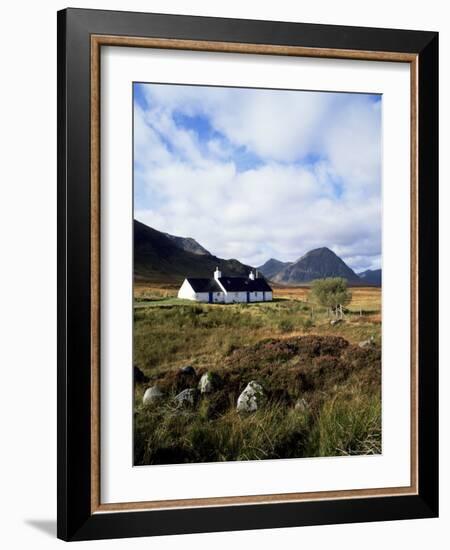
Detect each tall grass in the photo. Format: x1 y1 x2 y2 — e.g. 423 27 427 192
306 393 381 456
134 389 381 465
135 400 311 464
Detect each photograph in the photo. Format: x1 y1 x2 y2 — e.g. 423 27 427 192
132 82 383 466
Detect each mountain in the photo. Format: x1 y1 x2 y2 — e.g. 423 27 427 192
257 258 292 280
358 268 382 286
272 247 360 284
134 220 252 284
163 232 211 256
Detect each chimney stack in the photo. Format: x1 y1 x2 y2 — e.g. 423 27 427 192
214 266 222 280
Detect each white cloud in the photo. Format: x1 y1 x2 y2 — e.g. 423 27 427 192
134 84 382 272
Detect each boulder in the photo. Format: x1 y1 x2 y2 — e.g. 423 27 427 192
174 388 197 408
358 335 375 348
294 398 309 413
180 365 196 376
236 381 265 413
142 385 163 406
330 319 342 326
198 372 219 394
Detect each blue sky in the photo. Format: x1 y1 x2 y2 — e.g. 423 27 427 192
134 82 382 272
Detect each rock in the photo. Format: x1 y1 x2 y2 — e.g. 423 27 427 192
359 335 375 348
330 319 342 326
142 385 163 406
174 388 197 408
198 372 219 394
236 381 265 413
134 366 149 384
294 398 309 413
180 365 196 376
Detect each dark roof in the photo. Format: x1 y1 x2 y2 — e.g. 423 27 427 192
218 277 272 292
186 278 222 293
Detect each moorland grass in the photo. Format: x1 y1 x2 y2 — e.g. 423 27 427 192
133 287 382 465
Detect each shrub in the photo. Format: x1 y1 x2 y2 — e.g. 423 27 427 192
278 319 294 333
302 318 314 329
310 277 352 316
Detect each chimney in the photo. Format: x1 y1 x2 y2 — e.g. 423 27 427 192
249 270 255 280
214 266 222 280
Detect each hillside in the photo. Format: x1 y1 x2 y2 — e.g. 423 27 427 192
358 269 382 286
257 258 292 280
163 232 211 256
134 220 252 284
272 247 360 284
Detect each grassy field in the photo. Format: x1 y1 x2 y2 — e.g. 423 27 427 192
134 284 382 465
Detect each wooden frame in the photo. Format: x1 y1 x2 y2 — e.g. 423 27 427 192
58 8 438 541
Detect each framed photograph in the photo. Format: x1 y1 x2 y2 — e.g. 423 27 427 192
57 8 438 541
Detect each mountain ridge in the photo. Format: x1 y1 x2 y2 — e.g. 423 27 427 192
162 231 211 256
358 268 382 286
272 247 360 284
134 220 252 284
134 220 381 286
257 258 292 280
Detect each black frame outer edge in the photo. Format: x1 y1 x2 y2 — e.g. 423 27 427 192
57 8 439 541
57 8 67 542
417 34 439 515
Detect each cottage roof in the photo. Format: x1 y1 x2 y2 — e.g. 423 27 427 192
186 278 223 293
218 277 272 292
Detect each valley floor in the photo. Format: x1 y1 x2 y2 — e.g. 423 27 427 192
133 285 382 465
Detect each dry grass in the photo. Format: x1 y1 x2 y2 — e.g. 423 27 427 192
134 335 381 465
135 283 380 309
274 284 381 310
133 283 382 465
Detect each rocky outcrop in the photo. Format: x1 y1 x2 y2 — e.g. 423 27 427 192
236 381 265 413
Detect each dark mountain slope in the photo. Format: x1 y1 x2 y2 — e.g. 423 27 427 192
257 258 292 280
163 232 211 256
358 268 382 286
134 220 252 284
273 247 360 284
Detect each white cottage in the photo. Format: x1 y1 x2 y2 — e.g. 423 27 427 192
178 267 273 304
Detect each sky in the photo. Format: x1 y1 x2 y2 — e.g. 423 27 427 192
134 82 382 273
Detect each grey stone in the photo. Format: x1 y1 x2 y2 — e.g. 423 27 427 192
237 381 265 413
198 372 219 394
358 335 375 348
330 319 342 326
294 398 309 413
142 385 163 406
174 388 197 408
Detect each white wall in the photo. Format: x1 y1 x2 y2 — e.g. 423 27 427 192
0 1 447 549
224 291 248 303
178 279 196 300
178 282 226 303
178 281 224 302
195 292 210 302
212 292 225 303
249 291 264 302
